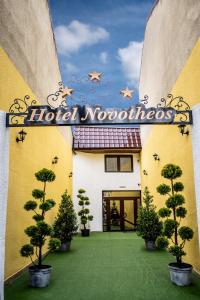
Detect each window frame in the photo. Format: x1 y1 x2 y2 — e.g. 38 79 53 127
104 155 133 173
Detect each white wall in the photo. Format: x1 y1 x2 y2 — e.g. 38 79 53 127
192 104 200 250
0 111 9 300
72 152 141 231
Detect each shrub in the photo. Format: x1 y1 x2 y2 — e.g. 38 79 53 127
137 187 162 242
77 189 93 230
20 168 60 267
52 191 78 243
157 164 194 264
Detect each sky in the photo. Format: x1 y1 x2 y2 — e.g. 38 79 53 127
49 0 155 108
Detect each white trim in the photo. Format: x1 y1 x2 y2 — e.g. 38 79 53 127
0 111 9 300
192 104 200 250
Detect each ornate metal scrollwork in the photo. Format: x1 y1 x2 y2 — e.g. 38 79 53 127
157 94 191 123
140 95 149 106
8 95 37 125
46 81 68 109
140 94 191 123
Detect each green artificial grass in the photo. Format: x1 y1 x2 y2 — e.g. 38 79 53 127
5 232 200 300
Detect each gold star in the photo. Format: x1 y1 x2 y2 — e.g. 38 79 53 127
61 87 74 98
120 87 134 98
88 71 102 81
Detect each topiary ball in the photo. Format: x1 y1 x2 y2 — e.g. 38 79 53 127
161 164 182 180
35 168 56 182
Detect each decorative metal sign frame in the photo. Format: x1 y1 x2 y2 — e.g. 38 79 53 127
6 82 192 127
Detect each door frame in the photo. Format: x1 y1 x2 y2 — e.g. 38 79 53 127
102 190 141 232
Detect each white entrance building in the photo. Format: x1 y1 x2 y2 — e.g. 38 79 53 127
72 126 141 232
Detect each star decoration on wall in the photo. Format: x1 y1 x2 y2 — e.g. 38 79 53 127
62 87 74 98
120 87 134 99
88 71 102 81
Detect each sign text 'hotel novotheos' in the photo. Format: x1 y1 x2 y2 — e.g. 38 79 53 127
6 103 192 127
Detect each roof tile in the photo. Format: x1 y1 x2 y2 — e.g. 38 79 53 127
73 126 141 150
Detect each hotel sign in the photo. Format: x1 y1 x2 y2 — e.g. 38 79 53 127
6 104 192 127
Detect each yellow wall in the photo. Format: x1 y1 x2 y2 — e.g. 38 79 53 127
141 38 200 273
0 48 73 279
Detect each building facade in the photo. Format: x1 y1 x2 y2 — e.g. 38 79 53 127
140 0 200 274
0 0 73 286
72 127 141 232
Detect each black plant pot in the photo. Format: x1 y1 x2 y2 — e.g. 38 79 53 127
81 229 90 237
145 240 156 250
60 240 71 252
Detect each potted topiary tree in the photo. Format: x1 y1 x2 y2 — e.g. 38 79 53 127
137 187 162 250
157 164 194 286
52 190 78 251
20 168 60 288
77 189 93 237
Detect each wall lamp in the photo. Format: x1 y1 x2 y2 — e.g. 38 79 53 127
16 129 27 143
69 172 73 178
153 153 160 161
178 124 189 136
143 170 148 175
52 156 59 164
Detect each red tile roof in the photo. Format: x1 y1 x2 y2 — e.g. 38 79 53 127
73 127 141 150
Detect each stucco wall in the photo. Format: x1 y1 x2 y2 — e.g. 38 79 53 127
139 0 200 273
0 0 59 100
140 0 200 145
0 0 73 280
73 152 141 231
0 112 9 299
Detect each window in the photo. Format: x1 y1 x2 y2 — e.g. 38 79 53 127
105 155 133 172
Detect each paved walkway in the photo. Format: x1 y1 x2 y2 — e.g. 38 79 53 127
5 232 200 300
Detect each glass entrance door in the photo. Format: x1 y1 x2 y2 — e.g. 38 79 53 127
103 197 138 232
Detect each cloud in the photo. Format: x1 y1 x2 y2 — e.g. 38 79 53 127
64 62 79 74
54 20 109 55
118 41 143 87
100 52 108 64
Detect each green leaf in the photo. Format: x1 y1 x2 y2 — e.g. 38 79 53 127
178 226 194 241
46 199 56 208
48 238 61 251
20 244 34 257
32 214 44 222
39 201 52 211
78 200 84 206
166 194 185 208
24 200 37 211
25 225 38 237
35 168 56 182
173 182 184 192
37 221 52 236
156 236 169 249
176 207 187 218
88 215 93 221
163 219 178 238
158 208 171 218
161 164 182 180
32 189 45 199
156 184 171 195
168 245 185 258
